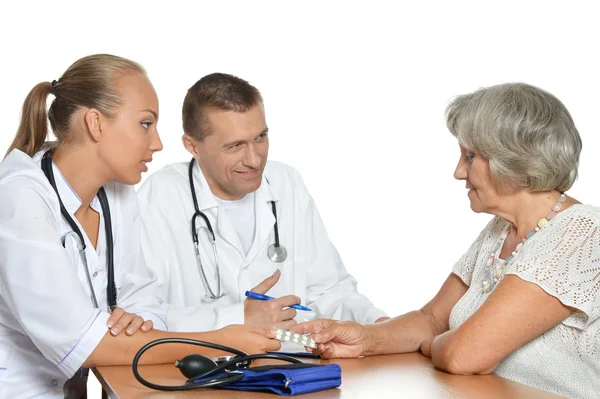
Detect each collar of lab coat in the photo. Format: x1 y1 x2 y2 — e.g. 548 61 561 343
191 160 280 261
191 160 280 211
28 146 104 256
51 161 102 215
27 145 102 215
47 155 104 257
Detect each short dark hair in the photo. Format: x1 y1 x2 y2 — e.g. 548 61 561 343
182 73 263 141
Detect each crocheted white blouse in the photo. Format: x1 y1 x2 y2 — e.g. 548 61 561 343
450 204 600 399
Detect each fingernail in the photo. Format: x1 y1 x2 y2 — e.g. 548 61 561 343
126 328 133 335
110 328 119 336
141 325 148 332
107 322 113 329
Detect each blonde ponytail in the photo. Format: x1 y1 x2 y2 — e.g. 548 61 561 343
5 54 145 159
6 82 53 157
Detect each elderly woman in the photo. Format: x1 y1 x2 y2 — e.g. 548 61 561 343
293 83 599 398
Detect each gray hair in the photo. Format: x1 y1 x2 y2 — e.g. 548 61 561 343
446 83 582 193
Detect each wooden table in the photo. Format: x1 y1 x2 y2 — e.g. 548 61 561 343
94 353 563 398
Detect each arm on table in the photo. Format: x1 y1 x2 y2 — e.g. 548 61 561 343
294 273 467 358
430 275 571 375
83 324 280 368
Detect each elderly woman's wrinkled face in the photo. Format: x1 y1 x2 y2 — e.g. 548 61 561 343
454 146 501 213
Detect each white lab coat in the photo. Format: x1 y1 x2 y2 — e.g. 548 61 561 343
0 149 167 399
138 160 387 332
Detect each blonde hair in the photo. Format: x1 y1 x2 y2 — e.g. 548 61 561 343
6 54 146 157
446 83 582 193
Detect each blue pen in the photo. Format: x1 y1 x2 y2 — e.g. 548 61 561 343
245 291 312 311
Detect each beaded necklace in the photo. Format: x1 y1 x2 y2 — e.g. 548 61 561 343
482 193 567 293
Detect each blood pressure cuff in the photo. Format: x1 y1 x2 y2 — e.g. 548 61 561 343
194 363 342 396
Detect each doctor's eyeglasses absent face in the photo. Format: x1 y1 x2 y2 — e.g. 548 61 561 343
100 72 163 185
194 104 269 200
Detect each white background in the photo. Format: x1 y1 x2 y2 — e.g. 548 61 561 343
1 1 599 396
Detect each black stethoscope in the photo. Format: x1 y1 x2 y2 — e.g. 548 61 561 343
188 158 287 300
133 338 303 391
41 150 117 311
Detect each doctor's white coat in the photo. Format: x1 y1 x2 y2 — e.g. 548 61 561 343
0 149 167 398
138 160 387 332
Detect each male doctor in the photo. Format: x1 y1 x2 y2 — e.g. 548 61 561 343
138 73 388 332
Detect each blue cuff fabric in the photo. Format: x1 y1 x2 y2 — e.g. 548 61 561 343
194 363 342 396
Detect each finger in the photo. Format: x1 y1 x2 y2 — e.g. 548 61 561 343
125 316 144 335
312 343 336 359
291 319 329 334
320 344 336 359
310 343 327 357
266 338 281 352
274 294 302 308
312 324 342 344
279 307 297 321
141 320 154 332
291 320 315 334
251 269 281 294
275 319 297 331
110 313 135 336
249 326 276 339
106 307 125 329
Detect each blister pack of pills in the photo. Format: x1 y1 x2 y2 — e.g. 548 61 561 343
274 328 317 349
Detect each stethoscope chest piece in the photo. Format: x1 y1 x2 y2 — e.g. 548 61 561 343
268 244 287 262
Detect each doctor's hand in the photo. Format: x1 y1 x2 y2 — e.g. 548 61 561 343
106 307 153 336
292 319 368 359
244 269 299 330
212 325 281 355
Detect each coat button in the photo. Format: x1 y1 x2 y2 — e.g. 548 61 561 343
51 379 58 386
93 271 99 278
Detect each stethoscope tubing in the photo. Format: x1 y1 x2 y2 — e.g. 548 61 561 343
41 151 117 310
132 337 302 391
187 158 286 300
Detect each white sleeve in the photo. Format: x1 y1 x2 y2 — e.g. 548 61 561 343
0 181 109 378
117 259 169 331
113 187 168 330
138 184 245 332
506 208 600 329
138 195 180 310
301 185 387 324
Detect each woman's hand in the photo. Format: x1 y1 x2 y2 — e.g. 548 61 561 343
107 307 153 336
292 319 369 359
212 325 281 355
420 339 433 358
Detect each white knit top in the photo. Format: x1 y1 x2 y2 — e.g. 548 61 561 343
450 204 600 399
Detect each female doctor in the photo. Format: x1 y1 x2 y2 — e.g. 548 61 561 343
137 73 388 333
0 55 278 398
